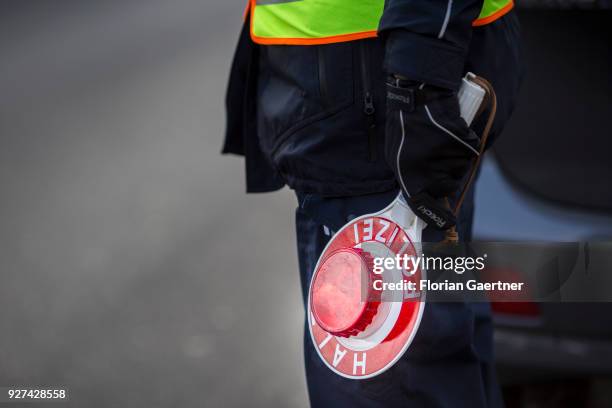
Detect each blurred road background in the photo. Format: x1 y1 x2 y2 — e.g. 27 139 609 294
0 1 307 407
2 1 610 407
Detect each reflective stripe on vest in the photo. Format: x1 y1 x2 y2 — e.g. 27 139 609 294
249 0 514 45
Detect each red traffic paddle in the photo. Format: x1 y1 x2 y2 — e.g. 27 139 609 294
308 195 427 379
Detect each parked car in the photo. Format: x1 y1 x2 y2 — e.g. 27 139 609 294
472 4 612 406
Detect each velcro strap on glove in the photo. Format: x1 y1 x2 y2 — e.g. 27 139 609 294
407 192 456 231
386 84 416 112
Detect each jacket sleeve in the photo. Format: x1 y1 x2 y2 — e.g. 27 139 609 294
378 0 483 91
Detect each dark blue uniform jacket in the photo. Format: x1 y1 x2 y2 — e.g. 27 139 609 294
223 1 523 196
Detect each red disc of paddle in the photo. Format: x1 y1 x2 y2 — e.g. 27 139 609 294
308 215 425 379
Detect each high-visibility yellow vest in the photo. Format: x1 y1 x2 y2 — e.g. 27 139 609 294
248 0 514 45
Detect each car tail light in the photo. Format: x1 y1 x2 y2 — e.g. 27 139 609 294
491 301 540 317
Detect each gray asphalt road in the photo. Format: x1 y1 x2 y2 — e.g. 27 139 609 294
0 2 307 407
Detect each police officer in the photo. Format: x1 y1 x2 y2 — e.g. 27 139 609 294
224 0 523 406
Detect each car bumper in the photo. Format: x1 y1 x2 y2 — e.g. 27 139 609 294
495 327 612 384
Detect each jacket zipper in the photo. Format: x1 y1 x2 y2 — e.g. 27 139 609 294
317 48 329 108
360 41 377 161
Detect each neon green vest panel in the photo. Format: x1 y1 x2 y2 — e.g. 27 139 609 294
249 0 514 45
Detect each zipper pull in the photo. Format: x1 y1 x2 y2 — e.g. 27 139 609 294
363 92 377 161
364 92 375 115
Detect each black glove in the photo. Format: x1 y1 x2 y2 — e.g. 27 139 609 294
385 76 480 230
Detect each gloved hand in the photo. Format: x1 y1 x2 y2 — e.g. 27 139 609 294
385 76 480 230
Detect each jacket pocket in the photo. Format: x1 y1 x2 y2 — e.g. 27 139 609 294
257 42 355 158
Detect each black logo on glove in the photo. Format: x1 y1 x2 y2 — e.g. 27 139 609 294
416 205 447 229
